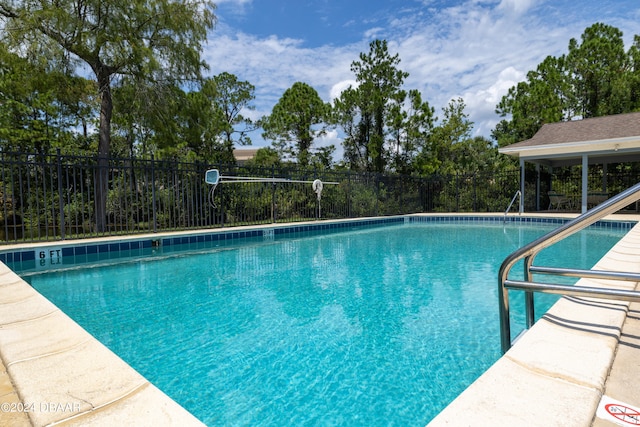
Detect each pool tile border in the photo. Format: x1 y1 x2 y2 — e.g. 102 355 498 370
0 217 405 266
0 214 635 269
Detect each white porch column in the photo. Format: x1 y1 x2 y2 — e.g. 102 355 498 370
581 154 588 213
535 163 540 211
520 159 525 213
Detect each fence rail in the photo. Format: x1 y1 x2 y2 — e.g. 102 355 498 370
1 150 526 243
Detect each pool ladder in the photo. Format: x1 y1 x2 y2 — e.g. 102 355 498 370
503 190 521 223
499 181 640 353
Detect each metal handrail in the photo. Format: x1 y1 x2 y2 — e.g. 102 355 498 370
503 190 521 222
498 182 640 353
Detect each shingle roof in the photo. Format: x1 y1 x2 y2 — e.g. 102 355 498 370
507 111 640 148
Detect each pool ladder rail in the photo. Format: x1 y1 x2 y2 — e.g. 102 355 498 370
503 190 522 223
498 182 640 354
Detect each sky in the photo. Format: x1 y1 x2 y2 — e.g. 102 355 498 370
202 0 640 154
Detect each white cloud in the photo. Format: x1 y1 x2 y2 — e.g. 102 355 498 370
204 0 640 151
329 80 358 100
210 0 253 17
462 66 527 136
203 29 360 149
391 1 579 132
363 27 385 40
213 0 252 6
204 28 359 109
316 129 344 160
497 0 536 16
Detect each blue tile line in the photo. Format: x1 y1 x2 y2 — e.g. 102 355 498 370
0 215 635 264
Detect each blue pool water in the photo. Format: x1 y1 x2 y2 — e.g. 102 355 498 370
19 221 628 426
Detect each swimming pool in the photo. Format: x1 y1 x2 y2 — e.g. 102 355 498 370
11 218 630 425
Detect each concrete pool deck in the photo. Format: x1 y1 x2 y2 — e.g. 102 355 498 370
0 214 639 426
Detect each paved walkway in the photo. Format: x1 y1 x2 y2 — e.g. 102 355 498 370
592 301 640 426
0 357 30 426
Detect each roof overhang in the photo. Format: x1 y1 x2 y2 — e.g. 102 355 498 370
499 135 640 167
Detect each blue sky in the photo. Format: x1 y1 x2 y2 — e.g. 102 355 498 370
203 0 640 153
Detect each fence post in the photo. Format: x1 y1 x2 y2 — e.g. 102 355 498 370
151 155 157 233
314 167 319 220
271 165 276 223
218 163 225 228
348 172 352 218
456 174 460 212
56 149 65 240
1 152 6 241
375 173 379 216
536 165 541 212
400 177 404 214
473 174 477 212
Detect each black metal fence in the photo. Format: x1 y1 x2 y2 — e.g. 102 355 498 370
0 150 527 244
520 166 640 211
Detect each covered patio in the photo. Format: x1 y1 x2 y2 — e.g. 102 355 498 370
498 112 640 213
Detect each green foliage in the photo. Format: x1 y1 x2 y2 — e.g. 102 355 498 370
567 23 629 118
245 147 282 168
332 42 494 177
388 89 435 174
347 181 379 217
261 82 331 167
495 55 572 145
0 0 216 232
432 170 520 213
114 72 258 164
333 40 409 173
3 15 639 224
309 145 336 170
495 22 640 145
207 72 257 149
0 0 216 154
415 98 499 176
112 78 187 158
0 43 96 153
180 74 256 163
63 194 94 234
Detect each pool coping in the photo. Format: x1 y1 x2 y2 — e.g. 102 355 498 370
0 213 638 426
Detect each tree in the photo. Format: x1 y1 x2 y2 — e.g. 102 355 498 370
424 98 473 175
309 145 336 170
416 98 501 176
177 73 256 163
0 42 96 154
333 40 409 172
387 89 435 174
261 82 330 167
180 85 225 162
494 55 572 146
113 73 256 163
210 72 256 149
0 0 216 231
245 147 282 168
495 23 640 147
112 77 187 158
628 35 640 109
332 86 365 169
567 22 629 118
